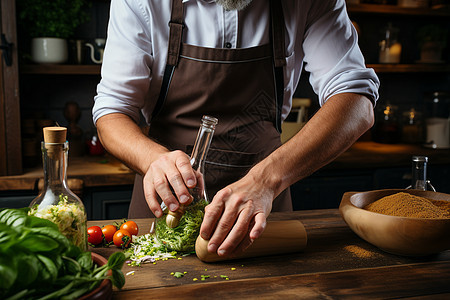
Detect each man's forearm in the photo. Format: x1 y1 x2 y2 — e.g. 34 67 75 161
96 113 169 175
248 93 375 196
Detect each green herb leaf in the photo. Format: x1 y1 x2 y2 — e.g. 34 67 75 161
29 226 70 250
0 207 28 228
14 254 39 287
16 233 60 253
77 252 93 271
173 271 184 278
0 254 17 290
26 215 58 230
62 256 82 275
111 268 126 289
107 252 127 270
36 254 59 283
64 244 83 258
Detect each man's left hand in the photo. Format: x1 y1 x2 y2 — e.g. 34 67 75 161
199 173 274 257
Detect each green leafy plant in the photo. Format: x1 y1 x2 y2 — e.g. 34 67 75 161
417 24 448 48
0 208 127 299
17 0 90 39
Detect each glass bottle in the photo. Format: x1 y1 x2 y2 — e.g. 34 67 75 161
374 104 400 144
406 156 436 191
401 108 424 144
155 115 218 252
29 127 88 251
379 22 402 64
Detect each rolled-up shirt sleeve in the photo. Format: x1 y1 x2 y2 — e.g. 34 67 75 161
92 0 153 125
302 0 379 106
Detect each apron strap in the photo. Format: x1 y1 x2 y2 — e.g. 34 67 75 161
270 0 286 133
270 0 286 69
152 0 184 120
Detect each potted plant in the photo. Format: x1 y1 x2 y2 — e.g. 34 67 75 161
417 24 448 63
17 0 90 64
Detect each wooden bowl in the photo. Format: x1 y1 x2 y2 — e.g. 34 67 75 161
78 252 113 300
339 189 450 256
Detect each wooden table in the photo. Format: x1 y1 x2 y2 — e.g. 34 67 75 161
89 209 450 299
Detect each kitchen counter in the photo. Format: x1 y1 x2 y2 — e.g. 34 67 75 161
0 155 135 191
324 141 450 170
1 142 449 192
89 209 450 299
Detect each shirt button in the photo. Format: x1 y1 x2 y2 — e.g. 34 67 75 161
225 42 232 48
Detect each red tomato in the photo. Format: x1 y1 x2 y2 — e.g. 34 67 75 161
102 224 117 243
113 229 131 248
87 226 103 245
120 220 139 236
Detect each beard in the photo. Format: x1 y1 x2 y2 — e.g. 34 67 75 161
215 0 253 11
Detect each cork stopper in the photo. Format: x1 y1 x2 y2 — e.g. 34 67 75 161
43 127 67 144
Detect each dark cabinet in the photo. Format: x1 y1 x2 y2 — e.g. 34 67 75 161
87 185 133 220
291 170 373 210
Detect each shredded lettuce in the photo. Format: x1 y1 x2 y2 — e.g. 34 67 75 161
155 199 207 252
125 233 177 266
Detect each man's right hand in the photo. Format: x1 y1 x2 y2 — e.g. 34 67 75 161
143 150 197 217
96 114 198 218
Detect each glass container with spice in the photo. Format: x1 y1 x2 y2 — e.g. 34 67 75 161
28 127 88 251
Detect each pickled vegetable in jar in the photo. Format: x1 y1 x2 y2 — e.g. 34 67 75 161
29 127 88 251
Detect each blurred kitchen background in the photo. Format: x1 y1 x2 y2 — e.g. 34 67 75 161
0 0 449 220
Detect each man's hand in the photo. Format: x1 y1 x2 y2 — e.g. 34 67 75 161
199 172 275 257
143 150 197 217
197 93 375 258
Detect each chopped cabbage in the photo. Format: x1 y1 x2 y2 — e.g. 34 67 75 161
155 199 207 252
29 194 87 250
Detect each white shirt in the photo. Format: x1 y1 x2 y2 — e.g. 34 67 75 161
92 0 379 125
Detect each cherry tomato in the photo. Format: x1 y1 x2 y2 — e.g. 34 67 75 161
102 224 117 243
120 220 139 236
113 229 131 248
87 226 103 245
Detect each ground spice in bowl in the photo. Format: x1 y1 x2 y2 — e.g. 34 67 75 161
364 192 450 219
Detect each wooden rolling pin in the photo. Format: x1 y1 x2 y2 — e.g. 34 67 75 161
196 219 307 262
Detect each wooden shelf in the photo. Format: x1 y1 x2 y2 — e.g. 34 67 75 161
347 4 450 16
369 63 450 73
21 63 450 75
20 64 101 75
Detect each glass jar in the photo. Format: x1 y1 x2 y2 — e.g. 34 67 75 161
29 127 88 251
379 23 402 64
401 108 424 144
406 156 436 191
155 116 218 252
373 104 400 143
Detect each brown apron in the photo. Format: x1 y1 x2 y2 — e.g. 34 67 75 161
129 0 292 218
